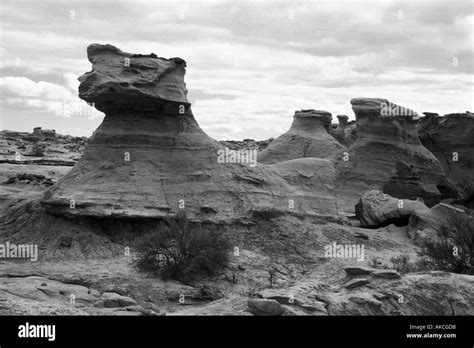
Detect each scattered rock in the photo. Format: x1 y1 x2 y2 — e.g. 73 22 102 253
99 292 138 308
247 299 284 316
372 270 401 280
349 294 382 307
353 232 369 239
344 266 376 277
258 287 328 314
4 173 54 187
355 190 429 228
344 278 370 290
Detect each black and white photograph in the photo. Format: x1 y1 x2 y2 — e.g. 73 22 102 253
0 0 473 346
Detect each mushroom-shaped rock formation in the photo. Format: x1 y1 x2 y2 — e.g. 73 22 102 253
258 109 346 164
335 98 450 211
337 114 348 127
332 115 357 148
41 44 337 220
78 44 190 113
417 112 474 195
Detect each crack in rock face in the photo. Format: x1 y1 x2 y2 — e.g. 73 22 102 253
41 44 338 220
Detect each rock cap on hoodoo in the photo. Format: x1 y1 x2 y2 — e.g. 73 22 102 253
258 108 345 163
337 115 349 126
292 109 332 131
350 98 418 120
78 43 190 110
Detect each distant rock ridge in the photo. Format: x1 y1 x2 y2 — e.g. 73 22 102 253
335 98 451 211
258 109 346 164
41 44 338 220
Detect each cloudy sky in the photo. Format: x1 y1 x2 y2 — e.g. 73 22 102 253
0 0 472 140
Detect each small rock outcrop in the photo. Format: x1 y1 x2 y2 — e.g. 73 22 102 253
355 190 429 228
258 109 346 164
336 98 450 211
247 299 283 316
33 127 56 138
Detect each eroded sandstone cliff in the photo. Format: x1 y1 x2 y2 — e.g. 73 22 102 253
335 98 451 211
41 44 338 220
417 112 474 196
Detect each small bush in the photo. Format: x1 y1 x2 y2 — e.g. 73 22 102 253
390 254 412 274
413 257 435 272
389 253 433 274
135 211 231 282
455 179 474 206
30 143 45 156
419 213 474 274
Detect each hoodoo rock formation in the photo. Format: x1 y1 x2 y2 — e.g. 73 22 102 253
332 115 357 148
1 43 473 318
258 109 346 164
335 98 450 211
417 112 474 189
41 44 337 220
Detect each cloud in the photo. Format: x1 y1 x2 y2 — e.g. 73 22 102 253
0 0 472 139
0 76 102 118
0 76 72 100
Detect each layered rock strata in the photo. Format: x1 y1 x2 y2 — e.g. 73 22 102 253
42 44 337 220
335 98 450 211
258 109 346 164
417 112 474 190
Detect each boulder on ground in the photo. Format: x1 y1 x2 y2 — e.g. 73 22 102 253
247 299 283 316
355 190 429 228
